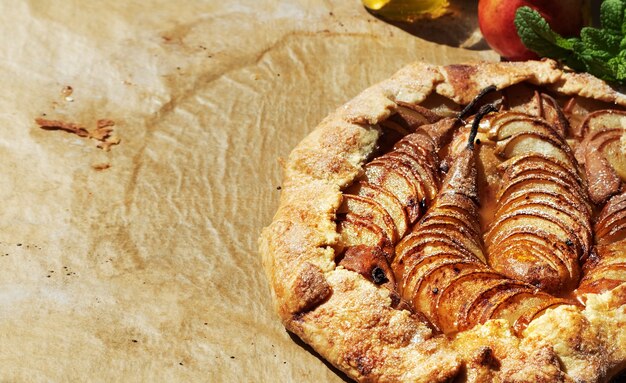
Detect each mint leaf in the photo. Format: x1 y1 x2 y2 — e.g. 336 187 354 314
515 7 574 56
515 6 585 70
574 41 617 81
514 2 626 85
580 27 621 56
608 50 626 80
600 0 626 33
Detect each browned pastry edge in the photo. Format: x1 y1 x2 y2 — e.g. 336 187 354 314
259 59 626 383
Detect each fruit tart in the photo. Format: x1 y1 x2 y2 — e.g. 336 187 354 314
259 59 626 383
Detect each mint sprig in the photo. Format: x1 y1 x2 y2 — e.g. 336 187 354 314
514 0 626 84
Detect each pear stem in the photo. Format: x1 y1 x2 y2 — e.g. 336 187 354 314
458 85 498 122
467 104 497 150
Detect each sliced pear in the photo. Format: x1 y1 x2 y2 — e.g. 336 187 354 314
493 200 591 255
583 146 622 205
502 170 589 213
579 110 626 179
489 239 568 292
488 111 536 131
394 131 439 165
417 222 484 261
496 191 590 236
495 132 574 164
496 172 590 214
515 297 572 331
338 214 387 247
466 281 530 329
580 263 626 284
489 291 563 332
339 194 398 244
435 272 505 333
539 93 570 137
596 207 626 242
485 225 579 283
581 109 626 136
356 182 409 240
486 210 582 255
364 160 421 224
489 117 562 142
386 151 439 203
412 263 485 328
498 153 584 190
395 230 478 267
398 253 465 300
393 145 440 183
418 209 480 239
392 102 441 129
596 131 626 180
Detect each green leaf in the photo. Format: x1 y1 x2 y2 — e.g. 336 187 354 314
514 6 574 58
574 43 617 81
580 27 621 56
600 0 626 33
608 50 626 81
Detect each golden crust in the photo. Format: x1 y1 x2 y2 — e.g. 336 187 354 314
259 59 626 382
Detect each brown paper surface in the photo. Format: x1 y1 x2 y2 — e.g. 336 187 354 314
0 1 497 381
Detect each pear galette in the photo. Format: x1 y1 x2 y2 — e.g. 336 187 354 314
259 59 626 383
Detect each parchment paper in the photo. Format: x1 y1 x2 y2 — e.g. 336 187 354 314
0 1 497 381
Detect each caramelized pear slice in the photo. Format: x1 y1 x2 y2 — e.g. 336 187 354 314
579 110 626 179
418 210 480 239
596 192 626 242
578 238 626 296
496 172 590 214
496 191 590 236
398 253 465 300
467 281 530 328
392 102 442 128
539 93 569 137
498 153 585 191
489 291 564 332
394 132 439 168
580 263 626 285
486 225 579 283
395 230 479 267
580 109 626 137
489 238 568 292
486 210 582 254
495 132 573 165
364 160 421 224
338 214 390 252
339 195 397 244
493 199 590 255
489 117 562 142
412 263 485 327
386 151 439 203
435 272 505 333
356 182 409 240
584 146 621 205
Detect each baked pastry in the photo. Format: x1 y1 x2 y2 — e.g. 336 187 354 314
259 59 626 382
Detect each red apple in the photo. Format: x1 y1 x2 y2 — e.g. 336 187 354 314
478 0 586 61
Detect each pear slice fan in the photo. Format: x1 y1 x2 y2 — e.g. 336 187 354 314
260 60 626 383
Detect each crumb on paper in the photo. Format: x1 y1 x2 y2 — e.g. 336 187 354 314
61 85 73 97
96 136 121 152
35 118 89 137
36 117 121 151
92 163 111 171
